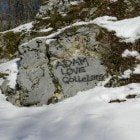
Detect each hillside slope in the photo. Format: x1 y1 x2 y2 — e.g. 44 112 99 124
0 0 140 139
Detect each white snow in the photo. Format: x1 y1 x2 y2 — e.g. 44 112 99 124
0 58 20 89
0 59 140 140
46 16 140 44
14 16 140 46
134 65 140 74
70 1 82 5
42 17 51 20
0 22 33 34
121 69 132 79
110 0 118 2
94 16 140 42
0 15 139 45
12 22 33 33
0 82 140 140
122 49 140 58
39 27 53 33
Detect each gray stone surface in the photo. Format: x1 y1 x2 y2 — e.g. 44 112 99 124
13 38 56 106
6 24 108 106
38 0 84 18
48 24 107 98
53 57 106 98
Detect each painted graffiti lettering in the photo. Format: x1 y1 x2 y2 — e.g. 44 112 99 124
56 57 105 84
61 67 86 75
36 40 42 47
62 74 105 84
56 57 89 68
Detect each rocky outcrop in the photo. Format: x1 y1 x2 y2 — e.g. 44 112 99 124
47 24 107 98
34 0 140 31
6 24 108 106
14 38 56 106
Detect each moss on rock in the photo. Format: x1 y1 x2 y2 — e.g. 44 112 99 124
0 31 24 59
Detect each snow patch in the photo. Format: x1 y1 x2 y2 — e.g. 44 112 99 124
39 27 53 33
121 69 132 79
134 65 140 74
122 49 140 58
0 83 140 140
1 22 33 33
94 16 140 42
0 58 20 89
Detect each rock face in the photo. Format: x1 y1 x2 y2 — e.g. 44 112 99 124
53 57 105 98
6 24 108 106
11 38 56 106
48 25 106 98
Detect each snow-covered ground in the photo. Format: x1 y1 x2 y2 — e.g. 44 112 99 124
0 57 140 140
0 82 140 140
0 22 33 34
94 16 140 43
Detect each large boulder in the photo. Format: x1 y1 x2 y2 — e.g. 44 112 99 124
7 24 109 106
7 38 56 106
47 24 107 98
